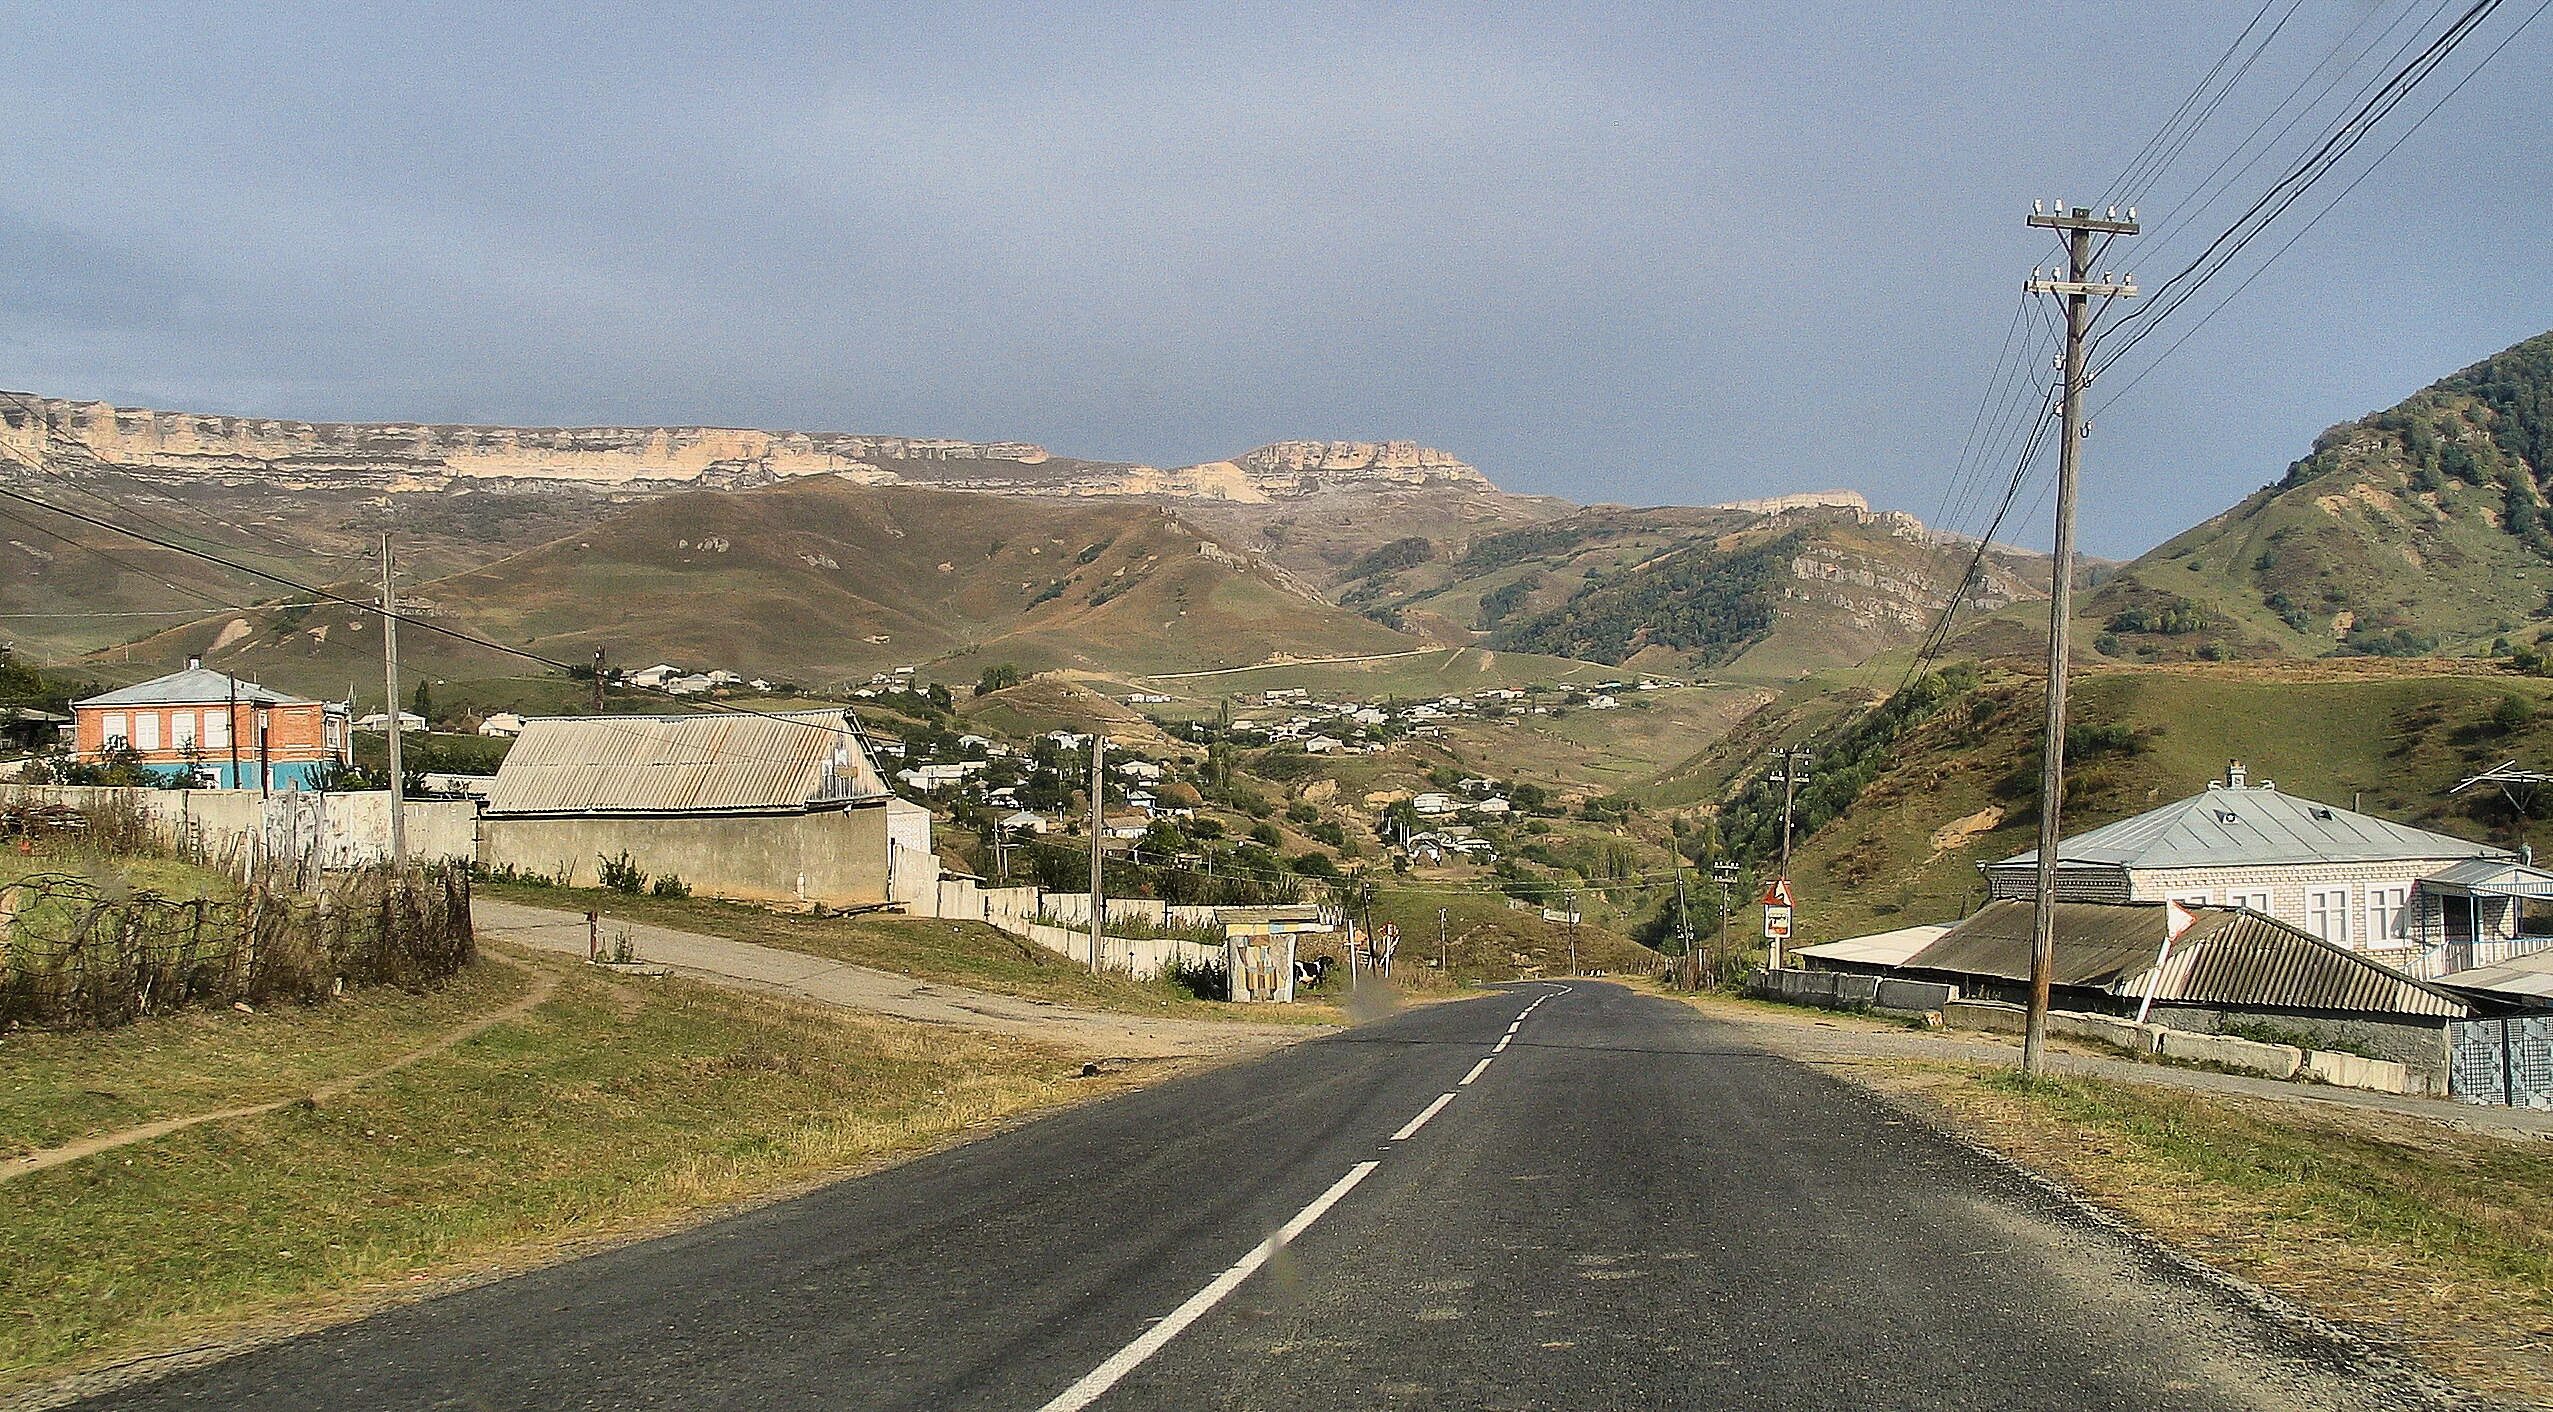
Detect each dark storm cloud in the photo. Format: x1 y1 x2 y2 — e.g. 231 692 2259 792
1 1 2545 555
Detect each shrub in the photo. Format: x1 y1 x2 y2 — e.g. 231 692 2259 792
1163 953 1227 1001
597 851 648 895
649 873 693 899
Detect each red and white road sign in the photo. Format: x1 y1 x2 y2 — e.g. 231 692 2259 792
1762 904 1794 940
1760 878 1795 908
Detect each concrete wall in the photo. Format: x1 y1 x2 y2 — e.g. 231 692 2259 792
482 803 894 906
2155 1028 2304 1079
1753 968 1881 1008
2 783 474 867
2145 1004 2449 1091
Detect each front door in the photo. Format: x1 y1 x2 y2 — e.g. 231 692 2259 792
2444 894 2477 972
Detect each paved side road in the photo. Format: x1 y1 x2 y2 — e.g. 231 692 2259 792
82 980 2452 1411
473 897 1318 1059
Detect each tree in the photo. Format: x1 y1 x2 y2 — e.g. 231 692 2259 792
975 664 1024 696
411 680 434 724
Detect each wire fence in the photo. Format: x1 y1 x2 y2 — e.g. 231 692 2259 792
1 808 475 1030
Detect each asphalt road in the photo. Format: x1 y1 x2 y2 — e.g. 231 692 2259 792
83 981 2435 1411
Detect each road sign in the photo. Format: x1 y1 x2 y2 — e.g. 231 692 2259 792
1760 879 1795 908
1762 904 1793 940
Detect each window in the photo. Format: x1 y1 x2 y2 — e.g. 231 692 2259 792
2229 889 2271 914
101 713 127 747
133 712 159 751
205 711 230 747
2307 887 2350 945
2176 892 2212 908
172 713 196 748
2368 887 2408 942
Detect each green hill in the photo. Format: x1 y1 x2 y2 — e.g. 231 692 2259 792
2085 328 2553 662
1758 660 2553 947
1330 501 2049 681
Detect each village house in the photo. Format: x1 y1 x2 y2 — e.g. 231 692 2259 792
479 709 928 908
1984 761 2548 977
71 659 350 789
624 664 681 690
478 712 528 738
1410 791 1458 816
354 710 427 733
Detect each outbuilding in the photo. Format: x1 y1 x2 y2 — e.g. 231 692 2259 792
479 709 930 908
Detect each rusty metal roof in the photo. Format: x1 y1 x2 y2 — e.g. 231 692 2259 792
1907 900 2467 1019
483 710 889 816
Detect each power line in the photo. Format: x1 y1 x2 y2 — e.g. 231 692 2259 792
2090 0 2515 382
2093 0 2550 414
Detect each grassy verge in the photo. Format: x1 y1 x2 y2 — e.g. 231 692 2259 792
0 949 1119 1396
0 961 533 1158
479 882 1342 1024
1857 1061 2553 1406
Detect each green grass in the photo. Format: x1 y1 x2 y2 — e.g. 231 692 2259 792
0 954 1104 1394
0 960 531 1157
1918 1065 2553 1404
478 883 1339 1024
0 848 238 899
1782 661 2553 945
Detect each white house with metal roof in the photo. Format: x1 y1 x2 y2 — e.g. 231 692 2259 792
1985 761 2553 977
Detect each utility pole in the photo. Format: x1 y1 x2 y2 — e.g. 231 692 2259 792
1087 734 1105 974
1565 887 1579 977
1712 860 1740 990
380 533 406 868
2021 200 2137 1075
1674 866 1695 990
1772 746 1812 883
225 672 240 789
592 645 607 714
1438 906 1449 975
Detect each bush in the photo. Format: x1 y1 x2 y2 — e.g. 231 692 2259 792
2493 694 2537 734
649 873 693 899
597 851 648 895
1163 954 1228 1001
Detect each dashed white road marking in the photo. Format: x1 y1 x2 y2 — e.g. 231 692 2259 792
1460 1057 1494 1086
1391 1092 1459 1141
1492 1034 1511 1053
1035 1161 1382 1412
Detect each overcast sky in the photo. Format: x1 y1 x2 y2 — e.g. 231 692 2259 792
2 2 2545 557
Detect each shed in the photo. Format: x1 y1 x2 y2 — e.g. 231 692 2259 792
478 709 926 907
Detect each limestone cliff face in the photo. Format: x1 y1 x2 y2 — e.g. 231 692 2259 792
0 394 1493 502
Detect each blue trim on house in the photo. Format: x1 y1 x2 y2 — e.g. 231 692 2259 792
145 760 334 790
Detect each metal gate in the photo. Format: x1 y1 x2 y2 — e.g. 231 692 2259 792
2451 1016 2553 1108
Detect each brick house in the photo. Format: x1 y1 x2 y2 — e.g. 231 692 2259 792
72 659 351 789
1983 761 2553 978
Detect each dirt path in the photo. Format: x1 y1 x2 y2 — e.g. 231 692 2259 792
1 954 560 1186
473 898 1323 1060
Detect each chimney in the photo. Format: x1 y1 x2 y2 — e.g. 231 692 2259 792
2226 760 2247 789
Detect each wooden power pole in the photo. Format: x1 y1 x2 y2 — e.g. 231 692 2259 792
2021 201 2136 1075
380 533 407 869
1087 734 1105 974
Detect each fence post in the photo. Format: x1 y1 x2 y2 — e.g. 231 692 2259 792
588 909 601 963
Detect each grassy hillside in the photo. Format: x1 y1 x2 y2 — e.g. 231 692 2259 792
91 484 1425 704
2085 328 2553 662
1330 502 2048 681
1773 660 2553 945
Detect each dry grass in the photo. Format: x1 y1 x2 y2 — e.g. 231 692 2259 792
1851 1060 2553 1405
0 950 1122 1397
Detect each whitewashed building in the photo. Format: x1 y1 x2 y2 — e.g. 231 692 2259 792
1984 762 2553 977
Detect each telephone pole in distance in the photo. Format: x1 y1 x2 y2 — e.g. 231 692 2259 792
380 533 407 869
2021 200 2136 1075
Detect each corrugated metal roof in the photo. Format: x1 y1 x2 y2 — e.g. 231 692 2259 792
1904 901 2164 987
1989 784 2504 871
2438 948 2553 1005
483 710 889 816
1793 925 1949 968
1906 900 2467 1018
75 666 311 708
2419 859 2553 898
